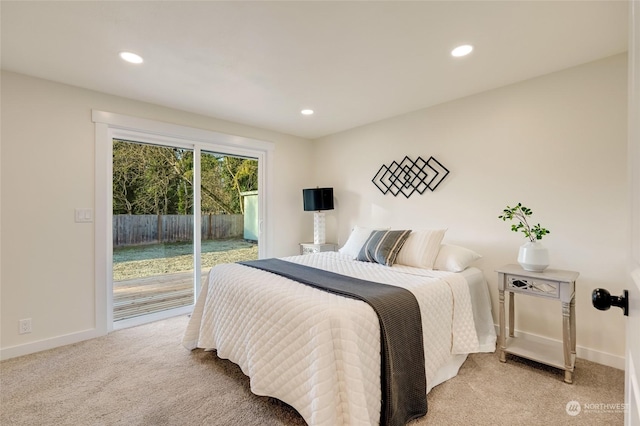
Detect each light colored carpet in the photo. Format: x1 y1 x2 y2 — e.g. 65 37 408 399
1 315 625 425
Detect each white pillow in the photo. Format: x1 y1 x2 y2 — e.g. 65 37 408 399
339 226 388 259
434 244 482 272
395 229 447 269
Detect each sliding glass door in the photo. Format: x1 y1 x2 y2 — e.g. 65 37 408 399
111 141 259 326
93 110 273 334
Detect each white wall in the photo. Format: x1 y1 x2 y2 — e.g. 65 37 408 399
313 54 629 367
0 71 314 356
1 53 629 367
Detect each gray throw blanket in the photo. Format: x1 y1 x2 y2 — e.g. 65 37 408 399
239 258 427 426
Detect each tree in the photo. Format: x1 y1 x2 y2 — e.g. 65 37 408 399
113 140 258 215
113 141 145 214
220 156 258 214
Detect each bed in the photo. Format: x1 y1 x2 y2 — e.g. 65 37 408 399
183 229 496 426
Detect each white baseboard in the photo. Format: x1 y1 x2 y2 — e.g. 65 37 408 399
493 325 625 370
2 320 625 370
0 307 192 361
0 328 105 361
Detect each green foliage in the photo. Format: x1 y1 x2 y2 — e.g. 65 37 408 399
498 203 550 242
200 154 258 214
113 140 258 215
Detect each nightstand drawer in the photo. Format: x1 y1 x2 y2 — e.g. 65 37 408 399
506 275 560 299
299 243 337 255
302 246 320 254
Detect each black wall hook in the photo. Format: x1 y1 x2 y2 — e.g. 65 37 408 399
592 288 629 316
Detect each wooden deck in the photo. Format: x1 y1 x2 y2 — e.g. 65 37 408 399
113 271 207 321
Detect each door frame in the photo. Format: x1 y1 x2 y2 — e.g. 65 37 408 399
93 110 274 334
627 1 640 424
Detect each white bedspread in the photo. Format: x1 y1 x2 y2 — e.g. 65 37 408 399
183 252 494 426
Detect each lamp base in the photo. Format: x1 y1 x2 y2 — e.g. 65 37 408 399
313 211 326 244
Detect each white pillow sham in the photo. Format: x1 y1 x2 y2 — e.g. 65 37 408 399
433 244 482 272
395 229 447 269
338 225 389 259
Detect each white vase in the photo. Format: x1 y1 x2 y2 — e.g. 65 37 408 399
517 241 549 272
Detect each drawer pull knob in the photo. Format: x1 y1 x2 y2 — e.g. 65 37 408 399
512 279 527 288
592 288 629 316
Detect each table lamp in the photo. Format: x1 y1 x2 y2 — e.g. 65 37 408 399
302 188 334 244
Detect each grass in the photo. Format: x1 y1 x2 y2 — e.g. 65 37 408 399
113 239 258 281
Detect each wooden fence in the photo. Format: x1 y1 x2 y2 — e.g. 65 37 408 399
113 214 244 247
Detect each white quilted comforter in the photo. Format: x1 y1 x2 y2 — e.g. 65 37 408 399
183 252 488 425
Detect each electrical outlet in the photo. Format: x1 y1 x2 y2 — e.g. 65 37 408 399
19 318 32 334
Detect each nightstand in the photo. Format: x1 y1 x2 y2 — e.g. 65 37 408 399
496 264 580 383
299 242 337 255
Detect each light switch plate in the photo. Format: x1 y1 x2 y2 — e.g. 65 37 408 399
74 208 93 223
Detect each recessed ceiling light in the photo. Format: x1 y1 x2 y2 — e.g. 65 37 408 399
119 51 144 64
451 45 473 57
301 109 314 115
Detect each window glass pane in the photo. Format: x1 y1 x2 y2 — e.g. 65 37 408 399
199 151 258 281
112 140 194 321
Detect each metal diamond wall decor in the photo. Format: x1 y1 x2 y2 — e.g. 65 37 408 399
372 156 450 198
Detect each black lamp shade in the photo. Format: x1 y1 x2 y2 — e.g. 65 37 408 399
303 188 334 211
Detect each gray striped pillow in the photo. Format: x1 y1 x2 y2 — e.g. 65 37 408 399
357 230 412 266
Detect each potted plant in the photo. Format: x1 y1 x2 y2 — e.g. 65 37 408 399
499 203 551 272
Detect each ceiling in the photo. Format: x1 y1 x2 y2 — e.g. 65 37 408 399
1 1 629 139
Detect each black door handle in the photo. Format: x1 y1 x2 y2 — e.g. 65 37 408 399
592 288 629 316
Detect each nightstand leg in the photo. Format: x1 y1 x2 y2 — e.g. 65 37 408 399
499 289 506 363
564 370 573 384
508 292 515 338
562 301 573 384
570 298 576 356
